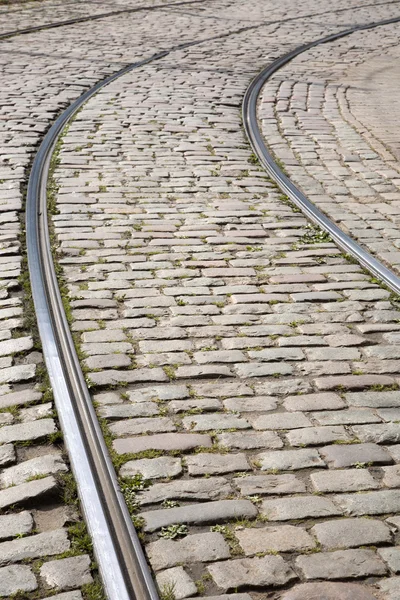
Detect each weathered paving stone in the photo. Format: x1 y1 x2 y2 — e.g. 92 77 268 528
382 465 400 488
377 576 400 599
147 532 230 570
310 469 378 493
0 529 69 565
311 518 391 549
186 453 250 475
138 478 232 505
319 443 393 468
286 426 349 446
251 412 312 430
314 375 395 390
280 582 378 600
156 566 197 600
0 511 33 541
223 396 276 412
40 555 93 589
119 457 182 480
233 474 305 495
0 453 68 488
235 363 292 378
0 476 57 509
256 448 325 470
236 525 315 554
207 556 296 590
0 418 56 444
42 594 83 600
312 409 379 426
0 565 37 596
113 433 212 454
196 596 251 600
0 364 35 385
0 388 41 409
378 547 400 572
283 392 345 411
128 385 188 402
216 431 283 450
352 424 400 444
346 391 400 408
182 414 249 431
0 443 15 466
296 549 386 580
261 496 341 521
88 368 168 386
140 500 257 532
109 417 176 436
334 490 400 516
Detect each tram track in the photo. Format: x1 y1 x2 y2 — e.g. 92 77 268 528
11 6 400 600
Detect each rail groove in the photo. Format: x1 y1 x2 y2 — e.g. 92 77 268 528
243 15 400 295
23 9 400 600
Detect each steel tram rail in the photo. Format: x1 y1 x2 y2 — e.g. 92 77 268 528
243 16 400 295
23 10 400 600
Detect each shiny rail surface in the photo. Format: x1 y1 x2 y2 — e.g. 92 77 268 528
25 57 167 600
243 15 400 295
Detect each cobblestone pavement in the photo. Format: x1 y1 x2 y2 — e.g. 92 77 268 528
2 1 400 599
259 21 400 274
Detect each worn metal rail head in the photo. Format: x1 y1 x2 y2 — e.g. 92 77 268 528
26 61 162 600
242 16 400 296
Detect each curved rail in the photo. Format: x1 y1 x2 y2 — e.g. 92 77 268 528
25 55 170 600
243 15 400 295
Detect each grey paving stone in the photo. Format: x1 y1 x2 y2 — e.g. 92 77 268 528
0 443 15 467
296 549 386 580
42 593 83 600
216 431 283 450
236 525 315 554
182 414 249 431
120 457 182 480
378 547 400 572
147 532 230 570
352 424 400 443
377 576 400 599
0 453 67 488
256 448 325 471
88 368 168 386
0 364 35 385
286 425 349 446
346 391 400 408
0 388 41 409
283 392 345 411
196 595 251 600
312 409 379 425
315 375 395 390
222 396 277 412
156 566 197 600
109 417 176 436
190 382 253 397
382 465 400 488
0 476 57 509
261 495 341 521
233 474 305 495
280 582 378 600
310 469 378 493
0 418 56 444
311 517 391 549
334 490 400 516
320 443 392 468
140 500 257 532
251 412 311 430
99 402 159 419
0 529 69 565
128 385 188 402
138 478 232 506
235 363 293 378
207 555 296 590
186 453 249 475
0 511 33 541
40 555 92 589
0 565 37 596
113 433 212 454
